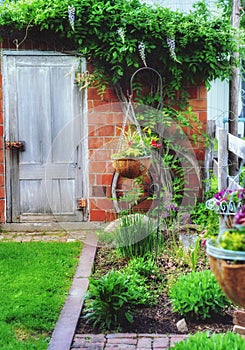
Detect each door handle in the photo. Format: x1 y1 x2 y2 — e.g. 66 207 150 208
5 141 25 151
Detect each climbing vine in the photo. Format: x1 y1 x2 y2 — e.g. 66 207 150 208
0 0 243 93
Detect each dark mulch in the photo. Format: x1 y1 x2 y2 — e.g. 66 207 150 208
76 245 234 335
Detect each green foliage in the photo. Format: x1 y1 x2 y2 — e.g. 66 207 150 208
164 229 206 273
0 241 81 350
113 214 162 258
188 236 202 271
190 201 219 234
220 228 245 251
190 175 219 235
112 125 151 158
0 0 242 92
169 270 231 320
84 269 154 330
169 331 245 350
125 256 161 282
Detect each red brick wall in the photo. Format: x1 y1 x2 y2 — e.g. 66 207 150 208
87 84 207 222
87 87 123 222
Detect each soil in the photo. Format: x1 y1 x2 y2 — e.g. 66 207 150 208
76 245 235 335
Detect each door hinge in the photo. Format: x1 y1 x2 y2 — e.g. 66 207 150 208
5 141 25 151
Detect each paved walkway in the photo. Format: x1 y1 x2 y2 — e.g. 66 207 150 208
0 227 190 350
71 333 188 349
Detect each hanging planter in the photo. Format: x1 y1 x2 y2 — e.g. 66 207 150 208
111 125 152 179
207 239 245 307
206 218 245 307
111 67 163 180
111 155 151 179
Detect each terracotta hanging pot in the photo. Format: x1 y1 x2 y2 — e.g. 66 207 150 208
206 239 245 307
111 155 152 179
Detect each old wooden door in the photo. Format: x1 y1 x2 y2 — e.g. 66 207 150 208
2 51 88 222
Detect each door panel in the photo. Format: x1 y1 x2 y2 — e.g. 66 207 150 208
3 51 88 222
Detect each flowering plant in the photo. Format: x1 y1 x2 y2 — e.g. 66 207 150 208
219 228 245 251
112 126 161 159
206 188 245 214
210 204 245 252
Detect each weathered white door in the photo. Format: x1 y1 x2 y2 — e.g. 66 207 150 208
2 51 88 222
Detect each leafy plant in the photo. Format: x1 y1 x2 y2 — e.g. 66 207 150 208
113 214 162 258
169 270 231 320
188 236 202 272
190 175 219 236
83 269 154 330
112 125 152 158
169 331 245 350
219 228 245 251
191 201 219 236
125 256 161 282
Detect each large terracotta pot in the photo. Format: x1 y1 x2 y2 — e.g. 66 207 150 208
206 239 245 307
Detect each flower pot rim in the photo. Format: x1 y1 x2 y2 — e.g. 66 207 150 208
206 238 245 261
111 154 152 160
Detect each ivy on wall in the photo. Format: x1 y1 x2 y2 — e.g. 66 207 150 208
0 0 243 94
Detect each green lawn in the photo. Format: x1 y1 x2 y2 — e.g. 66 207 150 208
0 241 82 350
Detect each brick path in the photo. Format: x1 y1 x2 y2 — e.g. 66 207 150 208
71 333 188 349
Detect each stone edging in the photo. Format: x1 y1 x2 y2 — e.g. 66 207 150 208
48 232 98 350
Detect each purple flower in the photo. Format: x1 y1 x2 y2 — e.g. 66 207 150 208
201 239 207 247
166 204 179 211
235 204 245 225
68 5 75 30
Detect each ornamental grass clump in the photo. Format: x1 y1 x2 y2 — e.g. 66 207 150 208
113 214 160 258
169 270 231 320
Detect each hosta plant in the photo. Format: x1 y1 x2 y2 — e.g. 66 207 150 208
169 270 231 320
83 269 154 330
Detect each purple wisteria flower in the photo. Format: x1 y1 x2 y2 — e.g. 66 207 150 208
68 5 75 31
138 42 147 67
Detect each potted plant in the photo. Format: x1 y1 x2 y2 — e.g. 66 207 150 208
206 188 245 228
111 126 160 179
206 205 245 307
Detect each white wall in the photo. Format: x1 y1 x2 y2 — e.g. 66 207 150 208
143 0 216 12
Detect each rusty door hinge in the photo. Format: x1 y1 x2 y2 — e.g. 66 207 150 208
5 141 25 151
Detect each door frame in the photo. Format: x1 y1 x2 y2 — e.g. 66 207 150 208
2 50 89 223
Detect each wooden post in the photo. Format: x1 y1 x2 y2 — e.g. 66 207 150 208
218 128 228 191
218 127 229 230
204 120 216 193
229 0 241 175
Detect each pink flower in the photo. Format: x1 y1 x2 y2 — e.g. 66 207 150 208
201 239 207 247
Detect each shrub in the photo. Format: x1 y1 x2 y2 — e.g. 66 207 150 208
83 269 153 330
169 270 231 320
169 331 245 350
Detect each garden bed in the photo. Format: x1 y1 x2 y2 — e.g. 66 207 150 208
76 245 234 335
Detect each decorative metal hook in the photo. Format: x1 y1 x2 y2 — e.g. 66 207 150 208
129 67 163 109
